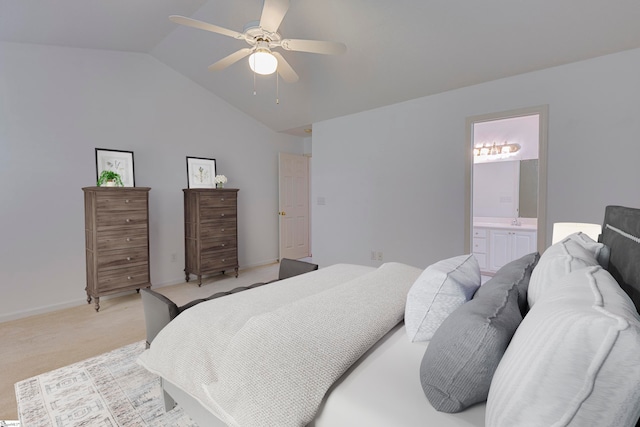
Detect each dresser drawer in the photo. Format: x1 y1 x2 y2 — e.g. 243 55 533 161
198 221 237 239
200 207 237 222
201 250 238 272
97 247 148 271
96 211 148 230
96 192 147 212
201 236 237 252
200 193 237 209
97 264 149 291
96 230 147 251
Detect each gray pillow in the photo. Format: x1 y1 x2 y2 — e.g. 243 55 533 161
419 252 539 413
474 252 540 315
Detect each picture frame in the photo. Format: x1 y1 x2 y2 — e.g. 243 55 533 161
95 148 135 187
186 156 217 189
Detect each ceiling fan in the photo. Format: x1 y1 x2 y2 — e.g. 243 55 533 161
169 0 347 83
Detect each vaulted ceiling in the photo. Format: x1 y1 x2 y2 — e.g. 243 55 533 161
2 1 640 136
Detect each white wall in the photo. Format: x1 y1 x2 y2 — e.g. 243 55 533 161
0 42 303 321
312 48 640 269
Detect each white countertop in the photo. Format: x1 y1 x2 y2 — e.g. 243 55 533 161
473 217 537 231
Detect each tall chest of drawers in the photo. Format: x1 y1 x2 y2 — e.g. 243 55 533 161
83 187 151 311
183 188 239 286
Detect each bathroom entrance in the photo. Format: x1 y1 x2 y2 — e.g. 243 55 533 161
464 106 548 274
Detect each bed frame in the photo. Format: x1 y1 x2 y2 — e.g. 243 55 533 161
157 205 640 426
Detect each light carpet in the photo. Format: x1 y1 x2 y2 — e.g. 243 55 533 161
14 341 196 426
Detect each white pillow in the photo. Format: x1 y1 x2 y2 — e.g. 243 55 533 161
486 266 640 427
566 231 610 268
527 237 599 308
405 254 480 342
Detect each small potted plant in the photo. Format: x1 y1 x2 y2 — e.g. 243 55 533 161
214 174 228 188
97 170 124 187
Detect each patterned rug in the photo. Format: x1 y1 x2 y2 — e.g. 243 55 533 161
14 341 197 426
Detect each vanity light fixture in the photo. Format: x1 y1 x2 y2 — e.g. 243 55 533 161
473 142 521 158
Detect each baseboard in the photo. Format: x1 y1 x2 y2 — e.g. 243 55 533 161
0 260 281 323
240 259 280 270
0 298 89 323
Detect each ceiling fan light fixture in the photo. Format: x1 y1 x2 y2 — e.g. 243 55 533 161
249 49 278 75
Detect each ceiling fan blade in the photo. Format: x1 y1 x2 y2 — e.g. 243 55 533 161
272 52 299 83
208 48 253 71
259 0 290 33
280 39 347 55
169 15 244 40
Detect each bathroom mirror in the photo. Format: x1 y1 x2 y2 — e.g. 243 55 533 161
472 159 538 218
518 159 538 218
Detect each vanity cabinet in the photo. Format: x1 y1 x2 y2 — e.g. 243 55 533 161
473 225 536 274
488 229 537 272
83 187 151 312
472 228 488 271
183 188 239 286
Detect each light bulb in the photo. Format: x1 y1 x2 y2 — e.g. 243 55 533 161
248 50 278 75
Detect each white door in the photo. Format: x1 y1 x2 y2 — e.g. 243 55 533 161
278 152 310 260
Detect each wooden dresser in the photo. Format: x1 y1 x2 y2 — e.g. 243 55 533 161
183 188 239 286
83 187 151 311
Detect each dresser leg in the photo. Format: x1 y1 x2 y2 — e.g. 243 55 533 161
185 272 190 282
235 267 239 278
94 298 100 312
87 294 92 304
197 275 202 287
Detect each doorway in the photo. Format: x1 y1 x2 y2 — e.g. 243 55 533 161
464 105 549 261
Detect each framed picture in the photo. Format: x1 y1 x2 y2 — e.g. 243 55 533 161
186 156 216 188
95 148 135 187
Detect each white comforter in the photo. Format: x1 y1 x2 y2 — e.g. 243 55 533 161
138 262 422 427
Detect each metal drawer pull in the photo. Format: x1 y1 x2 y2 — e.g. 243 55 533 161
126 219 131 223
221 213 225 217
221 228 225 232
221 198 225 201
127 276 132 280
126 238 131 242
125 199 130 203
221 243 225 247
127 257 132 261
222 259 225 262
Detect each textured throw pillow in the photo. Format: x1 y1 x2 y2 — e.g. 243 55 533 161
419 252 539 413
527 238 599 308
486 266 640 427
566 231 610 268
474 252 539 315
405 254 480 343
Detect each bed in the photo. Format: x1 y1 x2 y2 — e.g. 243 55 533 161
138 205 640 427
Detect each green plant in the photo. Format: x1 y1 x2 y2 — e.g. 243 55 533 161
97 170 124 187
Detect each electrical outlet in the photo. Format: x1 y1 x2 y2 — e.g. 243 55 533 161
377 251 383 261
170 253 177 262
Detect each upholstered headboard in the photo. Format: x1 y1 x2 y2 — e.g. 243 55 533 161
599 205 640 313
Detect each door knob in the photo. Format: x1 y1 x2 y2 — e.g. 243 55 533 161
279 211 286 216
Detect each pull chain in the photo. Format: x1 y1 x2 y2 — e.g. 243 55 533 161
276 71 279 104
253 67 257 96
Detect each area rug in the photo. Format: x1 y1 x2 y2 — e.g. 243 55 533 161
14 341 197 426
